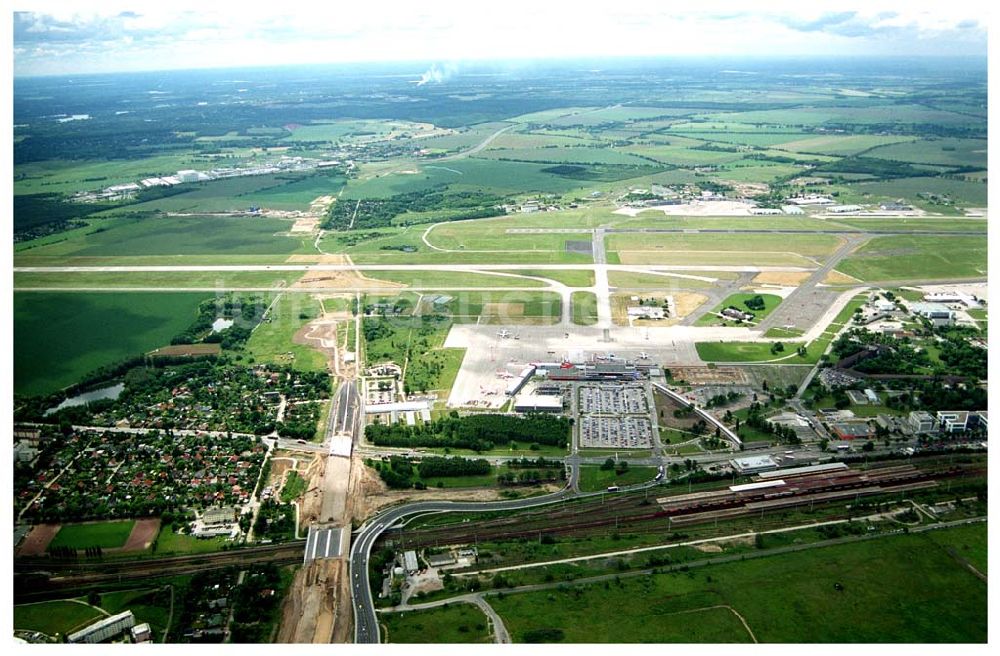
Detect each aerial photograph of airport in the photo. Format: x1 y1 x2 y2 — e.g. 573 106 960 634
7 0 991 648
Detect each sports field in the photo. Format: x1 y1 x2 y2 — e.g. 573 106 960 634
14 291 211 396
491 524 987 643
48 520 136 550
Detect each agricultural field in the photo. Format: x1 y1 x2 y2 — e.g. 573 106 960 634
13 291 210 396
864 138 987 169
837 236 987 282
48 520 136 550
14 215 311 262
490 524 987 643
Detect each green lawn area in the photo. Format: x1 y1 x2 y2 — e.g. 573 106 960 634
571 291 599 325
14 600 106 637
280 471 308 502
49 520 136 550
695 341 809 364
500 268 596 287
577 465 659 492
923 522 987 575
491 524 987 643
366 270 546 288
430 291 563 324
606 232 841 263
246 293 329 372
382 602 493 643
838 236 987 282
99 586 174 640
695 293 783 326
14 270 302 290
152 523 228 555
764 326 805 339
14 291 211 396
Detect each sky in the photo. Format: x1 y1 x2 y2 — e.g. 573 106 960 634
11 0 990 76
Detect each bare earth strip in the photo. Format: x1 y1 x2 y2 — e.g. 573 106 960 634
17 524 60 557
752 271 812 285
121 518 161 552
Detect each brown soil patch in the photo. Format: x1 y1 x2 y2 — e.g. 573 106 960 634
17 524 60 557
672 292 709 318
753 271 811 285
483 302 524 316
290 216 321 233
823 269 862 285
121 518 161 552
148 343 222 358
694 544 723 553
293 271 405 290
286 254 350 264
297 453 330 526
669 366 748 385
277 558 347 643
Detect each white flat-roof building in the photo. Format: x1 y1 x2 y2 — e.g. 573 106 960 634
730 455 779 474
908 411 936 434
403 550 419 574
937 411 970 433
514 394 563 413
781 205 805 215
68 611 136 644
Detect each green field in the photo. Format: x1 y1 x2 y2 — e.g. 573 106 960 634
13 600 106 637
850 176 988 208
695 341 814 364
432 291 563 323
367 270 547 288
383 602 492 643
864 138 987 169
49 520 136 550
14 270 303 290
246 294 329 372
695 293 783 326
490 524 987 643
499 269 595 287
14 291 211 396
153 523 228 555
838 236 987 282
577 465 659 492
280 471 308 503
15 215 311 261
606 232 840 266
571 292 599 326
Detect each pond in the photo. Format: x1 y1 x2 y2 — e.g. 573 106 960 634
211 318 234 333
44 382 125 416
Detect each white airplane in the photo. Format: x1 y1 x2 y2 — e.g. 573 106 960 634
638 352 650 359
497 329 511 338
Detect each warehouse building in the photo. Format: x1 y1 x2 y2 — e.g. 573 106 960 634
68 611 136 644
514 394 563 413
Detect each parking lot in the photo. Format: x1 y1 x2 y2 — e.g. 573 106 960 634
579 384 649 414
580 416 653 448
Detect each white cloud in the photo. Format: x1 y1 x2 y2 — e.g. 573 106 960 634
12 0 988 75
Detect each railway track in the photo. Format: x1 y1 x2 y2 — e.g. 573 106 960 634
381 464 984 548
14 543 304 599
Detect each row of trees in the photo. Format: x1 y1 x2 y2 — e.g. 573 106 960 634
366 413 571 452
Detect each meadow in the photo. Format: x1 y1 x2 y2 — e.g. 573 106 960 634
383 603 492 643
577 465 659 492
490 524 987 643
838 235 987 282
246 293 329 372
14 291 210 396
695 293 784 326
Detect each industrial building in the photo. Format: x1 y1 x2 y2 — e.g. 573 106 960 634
730 455 779 474
403 550 419 574
68 611 136 644
908 411 937 434
830 422 872 440
514 394 563 413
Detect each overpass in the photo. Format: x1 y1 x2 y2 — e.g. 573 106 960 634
652 383 742 447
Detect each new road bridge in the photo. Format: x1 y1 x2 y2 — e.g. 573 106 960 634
349 466 667 643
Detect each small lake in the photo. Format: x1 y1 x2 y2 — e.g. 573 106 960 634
44 382 125 416
212 318 234 332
